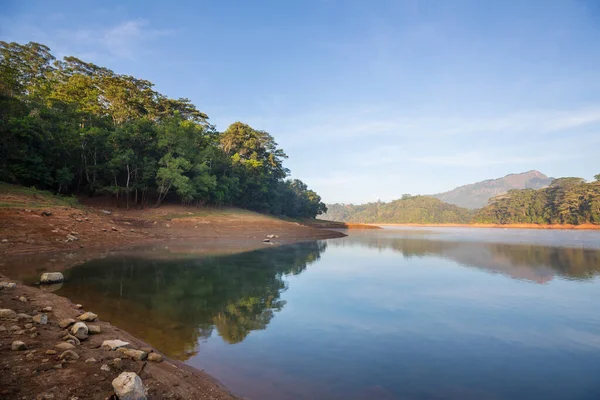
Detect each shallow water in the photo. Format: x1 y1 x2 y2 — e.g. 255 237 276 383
19 228 600 399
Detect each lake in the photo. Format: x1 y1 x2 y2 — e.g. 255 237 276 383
23 228 600 399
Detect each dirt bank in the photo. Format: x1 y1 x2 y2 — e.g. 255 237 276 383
376 223 600 230
0 275 239 399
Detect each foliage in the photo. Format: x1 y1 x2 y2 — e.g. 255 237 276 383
474 178 600 225
324 196 474 224
0 41 325 217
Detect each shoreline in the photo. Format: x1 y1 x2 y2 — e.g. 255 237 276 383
373 223 600 230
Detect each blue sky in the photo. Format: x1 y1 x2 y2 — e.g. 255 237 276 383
2 0 599 203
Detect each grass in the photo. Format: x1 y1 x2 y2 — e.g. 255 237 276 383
161 207 269 221
0 183 80 209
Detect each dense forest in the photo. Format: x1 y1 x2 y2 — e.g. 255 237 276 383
0 41 326 218
474 177 600 225
325 195 474 224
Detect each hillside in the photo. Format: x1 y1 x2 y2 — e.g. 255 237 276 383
432 170 554 209
324 195 474 224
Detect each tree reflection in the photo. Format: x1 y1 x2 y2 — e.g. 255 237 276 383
56 241 327 359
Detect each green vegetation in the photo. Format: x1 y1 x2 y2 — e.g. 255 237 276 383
0 41 326 218
0 182 80 208
325 195 474 224
475 177 600 224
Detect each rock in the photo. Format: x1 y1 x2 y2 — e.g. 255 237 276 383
26 352 35 361
53 363 63 369
111 227 118 231
41 210 53 217
118 348 147 361
66 234 79 242
30 332 38 338
17 313 32 321
147 352 163 363
11 340 27 351
78 312 97 322
9 325 21 332
102 210 112 215
0 309 16 319
32 314 48 324
59 350 79 360
1 239 8 243
74 304 83 309
41 358 49 362
18 296 28 302
262 238 270 242
100 364 111 372
102 339 129 350
45 349 57 355
0 325 6 332
58 318 76 329
266 234 276 239
42 306 52 312
70 322 89 340
40 272 64 284
112 372 147 400
24 323 33 329
110 358 123 370
0 282 16 290
85 357 97 363
55 342 75 351
62 333 80 346
140 347 152 353
88 325 101 334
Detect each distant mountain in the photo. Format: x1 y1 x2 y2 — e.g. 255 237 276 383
432 170 554 209
324 195 473 224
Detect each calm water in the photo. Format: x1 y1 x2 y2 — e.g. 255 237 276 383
24 228 600 399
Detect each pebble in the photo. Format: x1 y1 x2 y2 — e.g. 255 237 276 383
19 296 28 302
42 307 52 312
45 349 57 355
11 340 27 351
100 364 111 372
147 352 163 363
32 314 48 324
25 323 33 329
26 352 35 361
0 325 6 332
85 357 97 363
74 304 83 309
78 312 97 322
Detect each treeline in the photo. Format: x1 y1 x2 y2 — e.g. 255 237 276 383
325 195 474 224
0 41 326 218
474 177 600 225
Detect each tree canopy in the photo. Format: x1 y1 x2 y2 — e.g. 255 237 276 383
0 41 326 218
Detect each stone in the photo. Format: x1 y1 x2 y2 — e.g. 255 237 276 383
110 358 123 370
11 340 27 351
101 210 112 215
16 314 32 322
59 350 79 360
53 363 63 369
266 234 276 239
41 358 49 362
18 296 28 302
9 325 20 332
54 342 75 351
41 210 52 216
102 339 129 350
88 325 101 334
45 349 57 355
40 272 64 284
0 325 6 332
1 239 8 243
147 352 163 363
58 318 76 329
85 357 97 363
0 282 16 290
24 323 33 329
42 307 52 312
78 312 97 322
100 364 111 372
140 347 152 353
262 238 270 242
118 348 147 361
70 322 89 340
26 352 35 361
0 309 16 319
36 393 55 399
62 334 80 346
30 332 38 338
111 372 147 400
111 227 118 231
66 234 78 242
32 314 48 324
74 304 83 309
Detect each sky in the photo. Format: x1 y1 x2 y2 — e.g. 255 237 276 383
2 0 600 204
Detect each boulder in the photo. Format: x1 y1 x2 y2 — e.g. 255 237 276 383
58 318 76 329
11 340 27 351
0 309 16 319
40 272 64 284
59 350 79 360
118 348 147 361
88 325 102 334
111 372 147 400
54 342 75 351
78 312 98 322
102 339 129 350
147 352 163 363
70 322 89 340
32 314 48 324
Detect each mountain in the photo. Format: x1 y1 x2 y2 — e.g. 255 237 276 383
432 170 554 209
324 195 474 224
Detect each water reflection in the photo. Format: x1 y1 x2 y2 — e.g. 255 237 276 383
55 241 327 359
331 232 600 283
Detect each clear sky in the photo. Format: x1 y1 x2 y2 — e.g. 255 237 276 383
2 0 599 203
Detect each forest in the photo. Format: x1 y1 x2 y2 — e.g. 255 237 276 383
0 41 326 218
474 177 600 225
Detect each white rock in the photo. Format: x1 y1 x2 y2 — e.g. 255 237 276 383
11 340 27 351
40 272 64 284
111 372 146 400
70 322 89 340
85 357 97 363
0 282 16 290
100 364 111 372
102 339 130 350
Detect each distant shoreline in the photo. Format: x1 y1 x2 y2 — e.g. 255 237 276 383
374 223 600 230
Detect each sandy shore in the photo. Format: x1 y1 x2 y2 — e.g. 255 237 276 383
0 190 345 399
